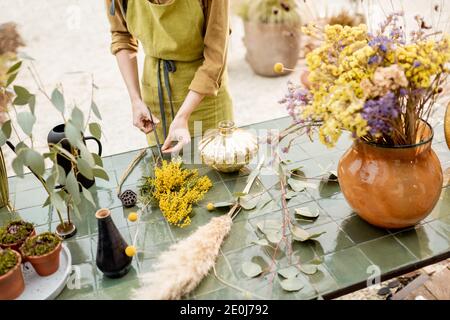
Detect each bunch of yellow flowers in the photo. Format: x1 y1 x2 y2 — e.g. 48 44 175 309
298 20 450 147
150 161 212 228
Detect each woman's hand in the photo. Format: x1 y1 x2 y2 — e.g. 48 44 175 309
161 115 190 154
132 98 160 134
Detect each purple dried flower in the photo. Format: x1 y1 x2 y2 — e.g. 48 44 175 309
413 60 421 67
399 88 408 96
362 92 401 136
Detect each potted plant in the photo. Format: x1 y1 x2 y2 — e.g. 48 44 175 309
0 248 25 299
0 59 109 238
278 12 450 228
0 220 35 252
238 0 301 77
20 232 62 276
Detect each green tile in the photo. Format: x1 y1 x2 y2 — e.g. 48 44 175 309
137 242 172 268
91 188 122 209
16 205 56 227
394 224 450 259
196 286 252 300
428 215 450 238
305 264 339 295
56 263 97 299
96 274 140 299
221 219 258 253
426 188 450 221
198 181 232 206
224 176 265 196
65 237 94 264
169 207 213 240
317 198 355 221
304 221 354 256
14 187 48 210
271 274 317 300
13 173 41 192
93 170 118 189
323 247 373 287
135 219 173 248
339 215 389 244
358 236 418 273
111 149 144 170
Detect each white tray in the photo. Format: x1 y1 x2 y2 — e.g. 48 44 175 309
16 244 72 300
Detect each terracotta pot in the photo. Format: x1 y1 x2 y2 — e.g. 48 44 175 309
338 121 443 229
0 250 25 300
0 229 36 254
22 241 62 276
243 22 300 77
445 102 450 149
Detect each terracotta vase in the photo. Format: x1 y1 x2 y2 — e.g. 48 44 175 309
22 241 62 276
0 250 25 300
338 121 443 229
95 209 132 278
243 22 300 77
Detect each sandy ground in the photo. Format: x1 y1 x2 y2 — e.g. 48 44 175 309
2 0 447 173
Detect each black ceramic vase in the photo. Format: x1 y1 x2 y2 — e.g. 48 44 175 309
95 208 132 278
47 124 102 189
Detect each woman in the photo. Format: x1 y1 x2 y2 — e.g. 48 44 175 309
106 0 234 154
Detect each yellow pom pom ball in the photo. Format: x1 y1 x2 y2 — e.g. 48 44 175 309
128 212 138 222
273 62 284 74
207 203 215 211
125 246 137 257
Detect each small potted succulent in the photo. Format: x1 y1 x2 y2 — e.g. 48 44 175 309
20 232 62 276
0 220 35 252
0 248 25 300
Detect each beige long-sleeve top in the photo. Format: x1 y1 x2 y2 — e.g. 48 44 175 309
105 0 230 96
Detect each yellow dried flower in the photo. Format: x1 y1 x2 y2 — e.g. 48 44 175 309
149 161 212 228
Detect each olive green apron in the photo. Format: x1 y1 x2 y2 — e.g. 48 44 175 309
124 0 234 145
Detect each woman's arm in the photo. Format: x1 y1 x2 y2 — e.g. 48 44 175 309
162 0 230 154
106 0 159 133
116 50 159 134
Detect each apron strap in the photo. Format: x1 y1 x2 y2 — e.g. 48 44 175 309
109 0 128 16
156 59 177 140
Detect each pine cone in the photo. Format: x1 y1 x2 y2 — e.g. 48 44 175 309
0 23 25 55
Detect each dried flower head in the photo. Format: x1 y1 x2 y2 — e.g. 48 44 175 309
0 23 25 55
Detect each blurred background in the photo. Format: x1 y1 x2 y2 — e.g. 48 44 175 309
0 0 449 172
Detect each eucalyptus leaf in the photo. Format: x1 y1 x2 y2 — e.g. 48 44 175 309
6 72 18 87
66 170 81 205
292 225 326 242
299 264 318 275
89 122 101 140
1 120 12 139
23 149 45 176
42 195 51 208
280 278 305 292
265 231 282 244
12 156 24 176
51 88 65 113
93 166 109 181
64 121 82 148
91 101 102 120
51 191 66 214
17 112 36 136
288 178 317 192
242 261 262 278
45 173 57 191
212 201 235 209
0 131 6 146
257 219 280 234
7 61 22 75
82 187 96 207
71 107 85 130
252 239 270 247
78 142 95 166
13 86 32 105
92 153 103 167
28 95 36 114
77 158 94 180
278 266 300 279
239 192 262 210
55 165 66 185
294 207 320 219
285 189 298 200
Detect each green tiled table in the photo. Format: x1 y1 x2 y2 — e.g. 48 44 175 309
1 117 449 300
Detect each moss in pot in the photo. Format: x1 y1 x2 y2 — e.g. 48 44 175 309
21 232 62 276
0 220 35 252
0 248 25 299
